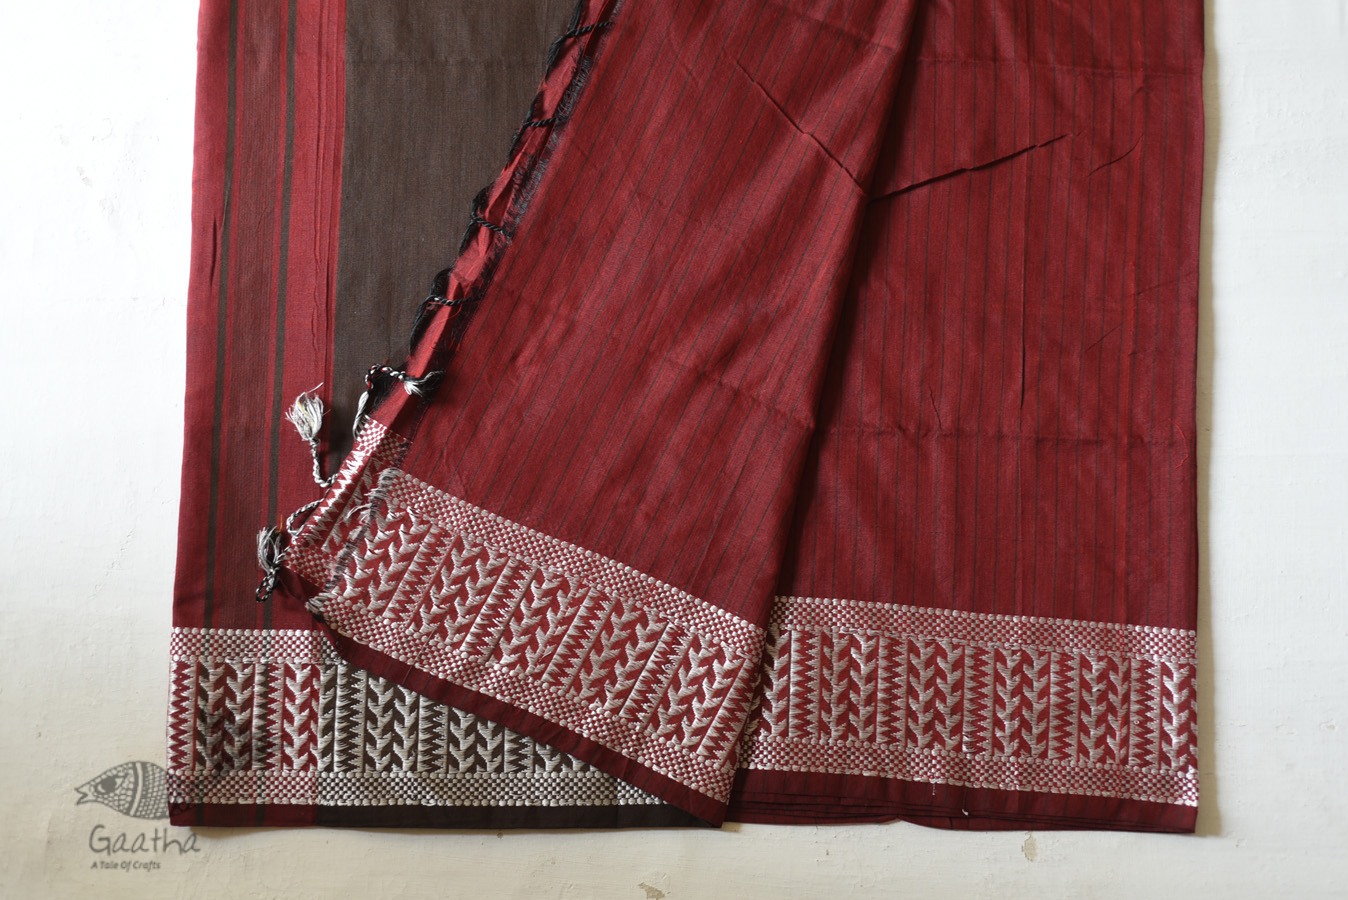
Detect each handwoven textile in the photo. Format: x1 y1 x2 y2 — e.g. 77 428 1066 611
170 0 1204 832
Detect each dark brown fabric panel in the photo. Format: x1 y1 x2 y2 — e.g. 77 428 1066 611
331 0 574 458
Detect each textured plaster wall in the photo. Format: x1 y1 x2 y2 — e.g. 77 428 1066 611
1 1 1345 897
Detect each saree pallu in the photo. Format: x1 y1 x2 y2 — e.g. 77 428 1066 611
170 0 1203 832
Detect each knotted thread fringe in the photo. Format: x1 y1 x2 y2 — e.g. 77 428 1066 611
254 5 616 604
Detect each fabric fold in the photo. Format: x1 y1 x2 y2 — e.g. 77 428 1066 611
277 0 921 826
171 0 1204 832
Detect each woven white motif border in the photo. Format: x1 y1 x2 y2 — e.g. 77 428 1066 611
740 596 1199 806
311 469 763 806
167 627 659 808
285 419 411 588
274 446 1197 810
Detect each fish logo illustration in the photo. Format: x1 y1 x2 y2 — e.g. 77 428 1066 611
75 762 168 820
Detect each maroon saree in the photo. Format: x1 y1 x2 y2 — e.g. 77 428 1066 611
170 0 1203 832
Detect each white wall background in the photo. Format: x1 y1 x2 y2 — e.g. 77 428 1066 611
1 1 1345 897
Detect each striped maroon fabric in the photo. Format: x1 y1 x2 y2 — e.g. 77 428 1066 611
728 1 1205 830
173 0 1203 831
171 0 703 829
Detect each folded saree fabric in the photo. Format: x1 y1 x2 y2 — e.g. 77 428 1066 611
170 0 1204 832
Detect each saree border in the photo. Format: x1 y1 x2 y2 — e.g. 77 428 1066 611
738 595 1198 808
166 626 685 817
307 468 764 823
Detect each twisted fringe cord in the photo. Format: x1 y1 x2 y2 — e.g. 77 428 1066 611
285 385 336 489
255 12 612 604
350 365 443 439
256 365 442 603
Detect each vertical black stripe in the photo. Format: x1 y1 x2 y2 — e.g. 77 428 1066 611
203 0 240 629
262 0 299 639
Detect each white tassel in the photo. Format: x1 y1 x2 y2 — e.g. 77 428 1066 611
256 526 283 570
285 388 326 442
284 386 334 487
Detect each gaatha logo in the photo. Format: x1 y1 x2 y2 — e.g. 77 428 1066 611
75 762 168 820
75 761 200 870
88 824 199 857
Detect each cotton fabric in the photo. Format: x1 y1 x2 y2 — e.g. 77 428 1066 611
171 0 1203 832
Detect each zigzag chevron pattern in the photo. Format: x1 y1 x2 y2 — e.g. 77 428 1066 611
298 465 1196 809
170 610 1196 811
166 628 660 808
739 597 1199 806
311 469 763 806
